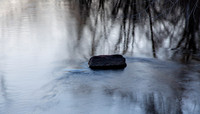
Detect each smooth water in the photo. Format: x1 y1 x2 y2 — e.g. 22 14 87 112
0 0 200 114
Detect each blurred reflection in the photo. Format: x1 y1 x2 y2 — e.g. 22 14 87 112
0 0 200 114
68 0 200 62
33 58 200 114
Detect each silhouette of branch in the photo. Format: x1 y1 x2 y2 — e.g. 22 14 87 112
146 0 157 58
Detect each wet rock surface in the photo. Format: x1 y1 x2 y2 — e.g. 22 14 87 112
88 54 127 69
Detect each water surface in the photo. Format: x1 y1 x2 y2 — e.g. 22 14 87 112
0 0 200 114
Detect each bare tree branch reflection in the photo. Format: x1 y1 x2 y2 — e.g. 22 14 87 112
69 0 200 61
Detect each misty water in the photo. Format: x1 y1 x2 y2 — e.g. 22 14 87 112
0 0 200 114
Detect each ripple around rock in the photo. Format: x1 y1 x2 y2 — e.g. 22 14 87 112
88 54 127 69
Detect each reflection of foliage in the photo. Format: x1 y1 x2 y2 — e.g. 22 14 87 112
70 0 200 60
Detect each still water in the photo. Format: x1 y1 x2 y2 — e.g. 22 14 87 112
0 0 200 114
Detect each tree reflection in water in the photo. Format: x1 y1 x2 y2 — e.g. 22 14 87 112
69 0 200 63
0 0 199 114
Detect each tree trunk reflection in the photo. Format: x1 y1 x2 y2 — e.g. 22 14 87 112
69 0 200 62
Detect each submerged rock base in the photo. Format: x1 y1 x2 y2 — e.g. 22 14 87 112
88 54 127 69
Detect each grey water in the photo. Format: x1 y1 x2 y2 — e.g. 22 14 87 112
0 0 200 114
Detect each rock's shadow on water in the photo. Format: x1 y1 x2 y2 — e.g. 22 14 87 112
33 57 200 114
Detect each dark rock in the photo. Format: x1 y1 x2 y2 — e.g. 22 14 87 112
88 54 127 69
